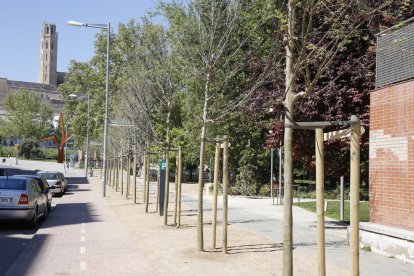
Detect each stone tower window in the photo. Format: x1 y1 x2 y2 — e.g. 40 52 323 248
46 26 49 34
46 41 48 49
46 53 48 61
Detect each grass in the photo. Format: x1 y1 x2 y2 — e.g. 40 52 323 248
294 200 369 222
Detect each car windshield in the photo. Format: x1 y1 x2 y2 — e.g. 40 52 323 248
0 178 26 190
38 173 59 180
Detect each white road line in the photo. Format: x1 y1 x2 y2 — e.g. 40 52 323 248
81 229 86 234
81 236 86 242
80 246 86 254
80 260 86 271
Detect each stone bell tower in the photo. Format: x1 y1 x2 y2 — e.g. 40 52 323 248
38 23 58 86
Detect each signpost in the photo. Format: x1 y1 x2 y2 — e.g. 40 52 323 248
15 139 20 165
159 160 166 216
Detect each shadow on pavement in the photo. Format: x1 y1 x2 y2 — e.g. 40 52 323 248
3 234 49 276
63 189 91 195
66 177 89 185
227 243 282 254
229 218 276 224
42 202 100 229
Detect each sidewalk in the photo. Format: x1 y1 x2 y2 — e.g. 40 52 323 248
99 177 348 276
5 171 156 275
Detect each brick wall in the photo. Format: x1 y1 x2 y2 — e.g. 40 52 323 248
370 80 414 231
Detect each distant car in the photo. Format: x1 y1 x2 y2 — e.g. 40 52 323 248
0 176 49 228
36 171 67 196
17 175 54 211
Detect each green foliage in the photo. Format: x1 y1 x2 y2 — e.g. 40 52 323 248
56 0 412 198
258 184 271 197
0 146 15 157
3 88 53 140
20 140 41 159
39 148 58 160
234 146 259 195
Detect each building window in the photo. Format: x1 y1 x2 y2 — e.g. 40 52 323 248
46 41 48 49
45 65 48 72
46 53 48 61
44 74 47 82
46 26 49 34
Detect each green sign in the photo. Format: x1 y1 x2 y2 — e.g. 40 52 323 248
160 160 166 171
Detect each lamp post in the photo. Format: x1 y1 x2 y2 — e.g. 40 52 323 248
69 93 90 178
67 20 110 197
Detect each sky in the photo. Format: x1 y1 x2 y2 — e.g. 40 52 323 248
0 0 163 83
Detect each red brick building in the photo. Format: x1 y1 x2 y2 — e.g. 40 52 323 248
369 80 414 231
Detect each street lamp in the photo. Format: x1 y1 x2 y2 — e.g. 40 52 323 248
69 93 90 178
67 20 110 197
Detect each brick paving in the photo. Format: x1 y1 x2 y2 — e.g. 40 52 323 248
5 175 156 276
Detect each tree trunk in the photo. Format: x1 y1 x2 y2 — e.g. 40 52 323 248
164 103 171 226
197 70 211 252
57 146 64 163
283 0 296 275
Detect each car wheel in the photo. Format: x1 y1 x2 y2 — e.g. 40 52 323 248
28 208 39 229
47 202 52 212
41 205 48 221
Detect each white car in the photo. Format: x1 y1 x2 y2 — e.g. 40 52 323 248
36 171 68 196
0 176 49 228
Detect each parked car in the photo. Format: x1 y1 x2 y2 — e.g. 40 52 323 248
0 176 49 228
36 171 68 196
17 175 54 211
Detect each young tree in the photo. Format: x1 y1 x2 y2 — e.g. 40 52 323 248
120 19 181 223
161 0 280 251
3 88 53 140
277 1 405 274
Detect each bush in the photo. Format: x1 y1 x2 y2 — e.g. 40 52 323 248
0 146 15 157
40 148 58 160
20 141 46 159
234 147 259 196
258 184 271 197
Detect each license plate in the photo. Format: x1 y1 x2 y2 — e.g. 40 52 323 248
0 197 11 203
